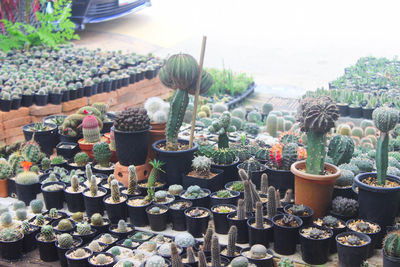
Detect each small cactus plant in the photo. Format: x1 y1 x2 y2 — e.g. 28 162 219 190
209 111 232 149
93 142 111 168
192 156 212 177
74 152 89 166
58 233 74 249
227 225 237 257
76 222 91 235
82 115 101 143
90 213 104 226
41 225 55 241
127 165 138 195
110 180 121 203
383 230 400 257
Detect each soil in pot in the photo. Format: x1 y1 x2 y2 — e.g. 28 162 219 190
66 247 93 267
103 194 128 224
64 182 87 212
0 230 24 261
127 196 152 227
299 226 333 265
211 157 240 183
185 207 210 238
35 232 59 262
284 204 314 226
346 219 382 257
56 236 83 267
21 224 39 253
241 246 274 267
183 168 224 193
212 204 237 234
169 200 192 231
41 181 65 210
146 205 169 231
336 232 371 267
83 187 107 217
109 222 134 239
272 214 303 255
88 252 116 267
247 217 273 248
313 215 346 253
179 187 210 208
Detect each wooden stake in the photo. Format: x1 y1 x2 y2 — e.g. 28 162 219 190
189 36 207 148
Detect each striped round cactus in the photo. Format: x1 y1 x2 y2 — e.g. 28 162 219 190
163 54 199 91
58 233 74 249
373 106 399 133
76 222 91 235
82 115 101 143
383 230 400 257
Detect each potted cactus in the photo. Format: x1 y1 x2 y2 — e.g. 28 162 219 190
92 142 114 175
22 122 58 156
108 219 134 239
298 226 333 265
78 115 103 158
346 219 381 258
169 200 193 231
152 53 213 185
272 214 303 255
0 227 24 261
240 244 274 267
184 156 224 192
55 233 83 267
210 189 240 207
211 148 240 183
354 106 400 229
113 107 151 166
88 252 116 267
146 204 169 231
103 180 128 223
34 89 48 106
19 221 39 253
66 247 93 267
237 158 267 189
83 176 107 217
0 92 12 111
64 175 87 212
15 162 40 205
90 213 111 235
41 181 66 209
283 204 314 226
336 232 371 267
73 222 98 245
179 185 211 208
227 199 251 244
383 230 400 267
0 159 11 197
290 96 341 218
330 196 358 221
35 225 59 262
247 202 273 248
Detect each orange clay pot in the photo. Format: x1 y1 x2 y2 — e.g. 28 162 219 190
114 162 151 187
78 137 107 158
291 160 341 219
0 179 8 198
147 123 166 162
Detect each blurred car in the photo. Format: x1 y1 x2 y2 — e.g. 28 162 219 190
71 0 151 29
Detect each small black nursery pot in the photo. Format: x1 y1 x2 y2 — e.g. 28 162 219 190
16 181 39 205
83 187 107 217
185 207 211 238
247 217 273 248
346 219 382 258
299 225 333 265
272 214 303 255
88 252 117 267
146 204 169 232
35 233 58 262
103 194 128 224
210 190 240 207
109 223 135 239
179 188 211 209
212 157 240 183
284 204 314 226
64 183 87 212
240 247 274 267
0 232 24 261
65 247 93 267
90 218 111 235
127 196 152 227
22 225 39 253
169 200 193 231
56 236 83 267
211 204 237 234
336 231 371 267
227 211 252 244
313 216 347 254
41 181 65 210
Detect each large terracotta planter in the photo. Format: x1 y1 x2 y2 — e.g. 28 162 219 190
147 123 166 161
291 160 341 219
114 162 150 186
0 179 7 198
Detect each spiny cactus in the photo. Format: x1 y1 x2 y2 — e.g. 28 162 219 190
114 107 150 132
49 208 58 218
212 148 236 165
0 212 12 226
77 222 91 235
107 174 115 188
170 242 183 267
117 220 128 232
58 233 74 249
239 168 261 209
266 114 278 137
328 135 355 166
16 209 27 220
21 221 30 235
335 169 354 187
237 199 245 220
203 225 214 251
111 180 121 203
94 254 109 265
0 159 11 180
332 196 358 216
93 142 111 168
211 235 221 267
226 225 237 257
71 212 83 222
266 186 277 219
41 157 51 170
146 160 164 201
255 201 264 228
36 214 45 226
85 164 93 181
90 175 98 197
243 180 253 214
0 227 21 242
276 189 282 208
209 111 232 149
192 156 212 177
186 247 196 263
13 200 26 210
74 152 89 166
41 225 55 241
82 115 101 143
73 248 87 258
15 170 39 185
198 249 207 267
90 213 104 226
281 143 299 170
57 219 73 231
71 175 80 192
260 173 268 194
127 165 137 195
383 230 400 257
22 141 41 163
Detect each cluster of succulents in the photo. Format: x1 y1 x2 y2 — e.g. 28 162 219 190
114 107 150 132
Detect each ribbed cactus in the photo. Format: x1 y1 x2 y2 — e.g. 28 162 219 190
49 208 58 218
21 221 30 235
0 159 11 180
297 97 339 174
383 230 400 257
74 152 89 166
203 225 214 251
243 180 253 214
281 143 299 170
57 219 73 231
127 165 137 195
255 201 263 228
15 171 39 185
41 157 51 170
276 189 282 208
227 225 237 257
211 235 220 267
212 148 236 165
209 111 232 149
260 173 268 194
58 233 74 249
86 164 93 182
8 152 25 174
170 242 183 267
22 141 41 163
239 169 261 209
373 107 399 185
328 135 354 166
90 175 98 197
351 127 363 139
77 222 91 235
198 249 207 267
71 175 79 192
107 174 115 188
266 114 278 137
266 186 277 219
117 220 127 232
90 213 104 226
192 156 211 177
93 142 111 168
111 180 120 203
237 199 245 220
36 214 45 226
92 102 107 121
41 225 55 241
255 148 270 162
82 115 101 143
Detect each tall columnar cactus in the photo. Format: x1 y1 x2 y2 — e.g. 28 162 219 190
243 180 253 214
82 115 101 143
266 186 277 219
211 235 220 267
372 107 399 185
186 247 196 263
71 175 79 192
159 53 212 150
297 97 339 174
127 165 137 195
227 225 237 257
198 249 207 267
170 242 183 267
328 135 355 166
203 225 214 251
209 111 232 149
260 173 268 194
41 225 55 241
281 143 299 170
266 114 278 137
111 180 120 203
239 169 261 208
93 142 111 168
255 201 263 228
146 160 164 201
383 230 400 257
90 176 98 197
86 164 93 181
237 199 245 220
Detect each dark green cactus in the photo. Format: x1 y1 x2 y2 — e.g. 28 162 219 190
383 230 400 257
255 147 270 162
335 169 354 187
22 141 41 163
93 142 111 168
281 143 299 170
328 135 354 166
212 148 236 165
209 111 232 149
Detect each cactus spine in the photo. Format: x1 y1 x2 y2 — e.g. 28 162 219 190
90 175 98 196
243 180 253 214
111 180 120 203
170 242 183 267
255 201 263 228
237 199 245 220
71 175 79 192
198 249 207 267
127 165 137 195
328 135 354 166
186 247 196 263
227 225 237 257
383 230 400 257
281 143 299 170
85 164 93 181
267 186 277 219
211 235 220 267
260 173 268 194
203 225 214 251
266 114 278 137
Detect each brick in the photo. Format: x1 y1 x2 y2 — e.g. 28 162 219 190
116 86 133 97
3 116 32 129
62 98 88 112
0 112 3 123
6 134 24 145
4 127 23 139
30 104 62 116
88 92 118 106
2 108 29 121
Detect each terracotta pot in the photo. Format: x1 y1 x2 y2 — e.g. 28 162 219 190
0 179 7 198
114 162 151 186
291 160 341 219
147 123 166 161
78 138 94 158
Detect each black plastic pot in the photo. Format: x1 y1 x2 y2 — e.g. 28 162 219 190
111 80 117 90
264 166 294 196
227 212 251 244
83 187 107 217
272 214 303 255
88 252 116 267
21 94 34 107
329 210 357 223
77 87 84 98
362 107 374 120
299 225 333 265
7 178 16 197
336 231 371 267
101 121 113 134
11 97 21 110
60 133 82 143
185 207 210 238
62 90 70 102
73 229 97 245
92 164 114 176
146 204 169 231
179 188 211 209
210 190 240 207
313 218 347 254
383 249 400 267
354 173 400 230
64 185 86 212
183 168 224 192
69 89 77 100
92 84 98 95
169 200 193 231
349 106 363 118
135 72 144 82
56 237 83 267
211 157 240 183
284 204 314 226
41 181 65 209
333 185 357 200
49 93 62 104
127 196 151 227
240 247 274 267
97 82 104 93
114 126 151 166
0 235 23 261
34 94 48 106
346 219 382 258
56 142 79 160
16 182 39 205
211 204 236 234
0 99 11 111
51 219 76 234
36 233 58 262
122 77 129 86
137 180 166 196
103 194 128 224
22 122 58 156
338 104 349 117
152 139 198 185
247 217 273 248
103 81 111 92
237 163 267 189
109 224 134 239
90 218 111 235
65 247 93 267
84 86 93 97
22 225 39 253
